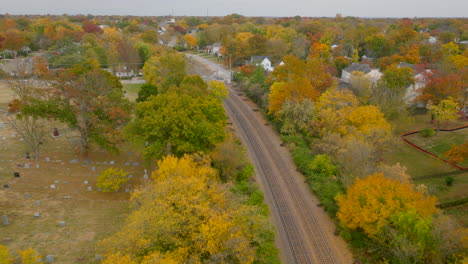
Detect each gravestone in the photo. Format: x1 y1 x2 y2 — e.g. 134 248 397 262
87 186 92 191
14 172 20 178
33 212 40 218
110 160 115 165
95 255 103 261
2 215 9 225
127 174 133 178
3 184 9 188
45 157 50 162
24 163 30 169
19 138 24 141
64 196 71 199
102 161 108 165
54 180 59 184
53 128 59 137
125 188 130 193
1 136 6 141
3 238 12 243
83 180 88 185
16 163 22 168
133 162 140 166
36 164 40 169
97 188 102 191
35 200 41 206
70 159 79 164
46 255 55 263
50 184 56 189
24 193 31 198
25 152 31 159
143 169 149 179
91 166 96 172
58 221 66 227
124 162 130 166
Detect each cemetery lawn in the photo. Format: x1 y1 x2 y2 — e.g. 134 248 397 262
386 114 468 226
0 83 145 263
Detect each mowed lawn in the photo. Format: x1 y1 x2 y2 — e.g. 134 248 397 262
122 83 144 102
405 128 468 167
0 82 145 263
386 114 468 226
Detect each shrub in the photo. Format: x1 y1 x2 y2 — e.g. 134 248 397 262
445 176 454 186
420 128 436 137
97 168 129 192
309 154 337 176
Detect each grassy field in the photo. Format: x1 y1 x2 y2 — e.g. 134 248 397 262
406 128 467 167
0 81 145 263
386 114 468 225
122 83 143 102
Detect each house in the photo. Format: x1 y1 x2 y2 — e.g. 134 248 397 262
212 43 222 56
251 56 274 72
341 63 382 84
106 65 136 78
398 62 430 106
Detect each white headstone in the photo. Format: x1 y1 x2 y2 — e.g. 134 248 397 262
83 180 88 185
35 200 41 206
58 221 65 227
110 161 115 165
143 169 149 179
36 164 40 169
87 186 92 191
24 163 30 169
50 184 56 189
45 157 50 162
91 166 96 172
33 212 40 218
1 136 6 141
46 255 54 263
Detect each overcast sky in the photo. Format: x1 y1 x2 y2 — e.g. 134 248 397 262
1 0 466 18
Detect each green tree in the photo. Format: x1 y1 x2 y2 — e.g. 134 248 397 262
136 83 158 102
22 68 132 158
126 93 226 160
142 51 187 92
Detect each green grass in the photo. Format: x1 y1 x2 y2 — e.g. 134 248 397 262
122 83 143 102
405 128 468 167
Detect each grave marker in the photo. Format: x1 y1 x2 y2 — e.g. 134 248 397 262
33 212 40 218
46 255 55 263
14 172 20 178
2 215 9 225
50 184 56 189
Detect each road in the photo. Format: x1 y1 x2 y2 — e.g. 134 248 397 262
188 54 353 264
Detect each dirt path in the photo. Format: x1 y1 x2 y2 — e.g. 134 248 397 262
189 54 353 264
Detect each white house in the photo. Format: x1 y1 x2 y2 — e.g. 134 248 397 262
341 63 382 84
251 56 274 72
212 43 222 56
398 62 430 106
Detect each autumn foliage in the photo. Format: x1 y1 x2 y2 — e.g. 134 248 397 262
336 173 439 237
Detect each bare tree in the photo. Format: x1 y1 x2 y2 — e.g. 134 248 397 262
7 114 50 160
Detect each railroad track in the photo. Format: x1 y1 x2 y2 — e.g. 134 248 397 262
188 53 350 264
225 92 337 264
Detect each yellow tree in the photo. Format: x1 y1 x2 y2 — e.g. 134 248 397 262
18 249 41 264
268 77 319 117
0 246 13 264
427 97 459 133
345 105 391 135
183 35 197 49
99 155 259 264
336 173 439 237
208 80 229 100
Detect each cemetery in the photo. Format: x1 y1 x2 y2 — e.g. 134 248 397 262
0 81 144 262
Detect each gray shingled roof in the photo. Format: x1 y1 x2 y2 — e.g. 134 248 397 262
251 56 270 64
398 62 416 71
343 63 371 74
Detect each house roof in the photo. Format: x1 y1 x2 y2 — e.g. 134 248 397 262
398 62 416 71
343 63 371 74
212 43 222 47
251 56 271 63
